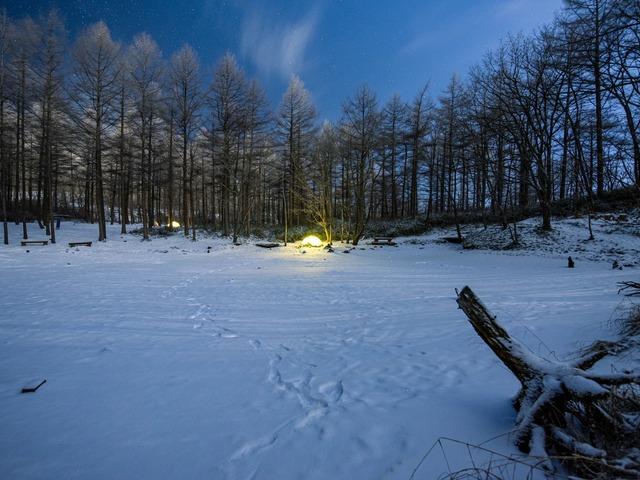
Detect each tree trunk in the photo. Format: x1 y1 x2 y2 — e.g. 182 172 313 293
182 127 189 237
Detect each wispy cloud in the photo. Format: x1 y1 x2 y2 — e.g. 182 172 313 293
240 5 320 79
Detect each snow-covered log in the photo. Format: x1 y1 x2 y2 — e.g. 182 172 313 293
456 286 640 478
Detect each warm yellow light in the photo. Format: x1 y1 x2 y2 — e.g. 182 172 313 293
168 220 181 228
301 235 323 247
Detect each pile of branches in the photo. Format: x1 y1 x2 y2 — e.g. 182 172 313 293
618 281 640 297
456 286 640 478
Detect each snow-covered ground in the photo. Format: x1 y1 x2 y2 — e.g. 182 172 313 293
437 210 640 267
0 219 636 479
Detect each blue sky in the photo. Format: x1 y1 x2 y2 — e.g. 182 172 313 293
5 0 563 120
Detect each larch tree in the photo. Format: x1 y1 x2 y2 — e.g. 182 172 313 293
0 9 8 245
407 83 431 218
8 17 38 240
164 101 176 231
239 79 270 237
33 11 66 244
70 21 121 241
340 85 379 245
209 53 245 239
564 0 614 198
277 75 316 242
113 56 131 234
305 121 336 243
127 32 163 240
1 1 638 247
437 74 466 238
603 0 640 188
169 44 201 237
381 94 406 219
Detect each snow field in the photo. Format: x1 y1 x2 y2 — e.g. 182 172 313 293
0 221 634 479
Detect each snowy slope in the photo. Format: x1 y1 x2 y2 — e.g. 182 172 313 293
457 212 639 266
0 221 635 479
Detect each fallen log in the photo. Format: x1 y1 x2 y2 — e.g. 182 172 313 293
255 242 281 249
455 286 640 478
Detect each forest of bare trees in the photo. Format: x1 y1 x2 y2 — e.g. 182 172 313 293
0 0 638 245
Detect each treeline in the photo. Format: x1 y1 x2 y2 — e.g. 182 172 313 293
0 0 638 245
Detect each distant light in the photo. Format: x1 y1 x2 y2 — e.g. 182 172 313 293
301 235 322 247
168 221 180 228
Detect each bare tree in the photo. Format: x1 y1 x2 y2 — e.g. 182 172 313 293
381 94 406 219
209 53 245 240
407 83 431 218
277 76 316 242
1 0 638 248
340 85 379 245
304 121 335 243
33 11 66 243
239 79 270 236
169 44 200 237
437 74 466 239
0 9 9 244
564 0 615 198
69 21 121 241
9 16 38 240
127 32 163 240
603 0 640 188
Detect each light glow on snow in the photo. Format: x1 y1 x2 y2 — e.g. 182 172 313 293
301 235 322 247
168 220 181 228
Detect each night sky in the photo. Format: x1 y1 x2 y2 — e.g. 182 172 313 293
2 0 563 120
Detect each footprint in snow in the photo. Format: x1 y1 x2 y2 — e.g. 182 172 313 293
436 365 465 391
230 433 278 460
295 407 326 428
319 380 344 403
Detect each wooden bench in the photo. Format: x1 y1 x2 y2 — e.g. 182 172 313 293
21 240 48 246
69 241 92 248
372 236 396 246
